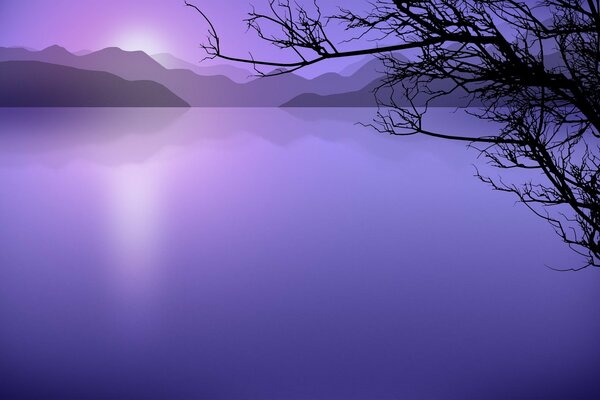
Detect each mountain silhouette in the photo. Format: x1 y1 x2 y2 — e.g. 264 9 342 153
0 46 518 107
0 61 189 107
0 46 386 107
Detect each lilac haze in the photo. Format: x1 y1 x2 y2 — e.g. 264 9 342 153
0 108 599 399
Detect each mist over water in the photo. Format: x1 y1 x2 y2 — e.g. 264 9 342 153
0 108 599 399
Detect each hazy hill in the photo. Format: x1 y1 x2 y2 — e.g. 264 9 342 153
152 53 254 83
0 61 189 107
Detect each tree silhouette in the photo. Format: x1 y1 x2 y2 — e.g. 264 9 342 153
187 0 600 269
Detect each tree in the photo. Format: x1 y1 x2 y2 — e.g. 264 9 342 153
186 0 600 269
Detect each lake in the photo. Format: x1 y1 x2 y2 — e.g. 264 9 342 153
0 108 599 399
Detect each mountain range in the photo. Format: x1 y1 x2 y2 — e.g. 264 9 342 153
0 45 492 107
0 45 389 107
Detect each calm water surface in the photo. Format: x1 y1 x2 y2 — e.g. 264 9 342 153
0 108 599 399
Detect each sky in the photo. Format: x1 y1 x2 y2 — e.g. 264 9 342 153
0 0 361 64
0 0 555 66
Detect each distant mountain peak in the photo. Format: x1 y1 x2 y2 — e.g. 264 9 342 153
94 46 142 55
43 44 69 53
91 47 159 62
98 46 131 53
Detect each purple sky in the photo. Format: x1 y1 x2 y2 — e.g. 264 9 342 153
0 0 360 64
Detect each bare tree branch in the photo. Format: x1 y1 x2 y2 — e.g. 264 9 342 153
187 0 600 269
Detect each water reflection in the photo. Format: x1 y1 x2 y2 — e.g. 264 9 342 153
0 107 474 165
0 108 599 399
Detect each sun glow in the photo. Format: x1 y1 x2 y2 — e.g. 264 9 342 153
113 28 168 54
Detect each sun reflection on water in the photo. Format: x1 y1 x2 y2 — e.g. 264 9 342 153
108 161 165 301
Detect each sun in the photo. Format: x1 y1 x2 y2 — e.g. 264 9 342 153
113 28 168 55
